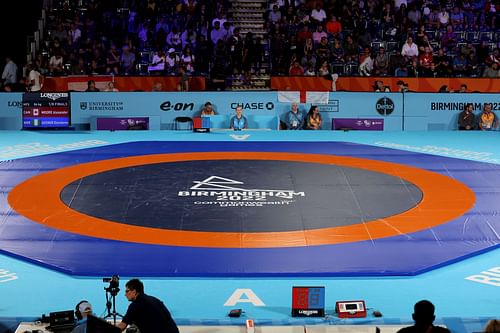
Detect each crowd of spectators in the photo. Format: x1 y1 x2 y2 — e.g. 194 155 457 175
1 0 500 92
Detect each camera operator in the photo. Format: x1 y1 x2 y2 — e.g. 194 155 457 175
116 278 179 333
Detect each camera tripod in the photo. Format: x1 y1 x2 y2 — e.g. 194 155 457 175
104 287 123 324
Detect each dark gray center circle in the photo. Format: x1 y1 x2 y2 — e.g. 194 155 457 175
61 160 423 233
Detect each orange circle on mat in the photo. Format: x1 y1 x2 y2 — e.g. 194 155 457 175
8 152 475 248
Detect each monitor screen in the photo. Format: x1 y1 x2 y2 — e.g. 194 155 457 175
86 315 121 333
22 92 71 129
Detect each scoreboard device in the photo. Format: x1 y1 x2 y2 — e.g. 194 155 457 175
23 92 70 129
291 286 325 317
335 300 367 318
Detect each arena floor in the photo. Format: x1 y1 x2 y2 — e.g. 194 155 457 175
0 130 499 333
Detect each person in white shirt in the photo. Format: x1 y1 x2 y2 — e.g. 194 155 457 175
27 63 43 91
401 36 419 59
311 4 327 23
104 81 119 92
438 8 450 27
359 53 374 76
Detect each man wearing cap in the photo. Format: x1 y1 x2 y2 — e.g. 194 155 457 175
71 300 93 333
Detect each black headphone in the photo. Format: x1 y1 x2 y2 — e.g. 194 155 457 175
75 300 89 320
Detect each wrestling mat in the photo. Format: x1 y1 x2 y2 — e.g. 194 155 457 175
2 141 500 277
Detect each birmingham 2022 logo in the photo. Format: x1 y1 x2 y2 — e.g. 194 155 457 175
178 176 305 207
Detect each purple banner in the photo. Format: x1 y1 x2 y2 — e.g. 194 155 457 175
332 118 384 131
97 117 149 130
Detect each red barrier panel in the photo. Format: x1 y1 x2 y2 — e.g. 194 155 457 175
271 77 500 93
42 76 206 92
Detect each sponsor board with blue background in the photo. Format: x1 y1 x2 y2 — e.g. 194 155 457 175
0 92 499 131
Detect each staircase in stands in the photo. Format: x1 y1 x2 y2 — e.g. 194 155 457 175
228 0 271 90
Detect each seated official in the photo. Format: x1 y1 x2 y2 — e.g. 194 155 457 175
200 101 216 116
458 103 475 130
230 106 248 130
306 105 322 130
286 102 305 130
479 103 498 131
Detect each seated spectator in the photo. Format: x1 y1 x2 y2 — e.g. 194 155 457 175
396 300 451 333
230 106 248 130
438 85 450 92
304 63 316 76
419 46 434 76
479 103 498 130
166 27 182 51
450 6 464 28
70 57 87 75
343 35 359 63
318 61 331 76
407 59 419 77
331 39 345 63
397 80 409 92
311 3 327 24
374 47 390 75
287 102 305 130
106 44 121 75
457 83 468 93
428 7 441 29
301 51 317 69
458 103 476 130
434 48 452 76
48 51 65 75
149 51 166 73
166 48 180 74
483 319 500 332
438 7 450 28
312 26 327 45
201 102 216 116
485 48 500 66
483 63 500 77
401 36 419 61
289 60 305 75
359 47 371 65
180 46 195 74
326 15 342 36
104 81 119 92
303 38 314 58
440 25 456 50
306 105 322 130
359 53 375 76
297 25 313 44
268 5 282 24
407 4 422 27
85 80 99 92
315 37 331 64
373 80 390 92
452 54 468 76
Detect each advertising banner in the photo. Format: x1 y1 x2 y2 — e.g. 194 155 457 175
403 93 500 130
332 118 384 130
96 117 149 130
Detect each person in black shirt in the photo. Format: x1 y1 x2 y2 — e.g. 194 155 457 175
116 278 179 333
396 300 451 333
